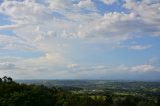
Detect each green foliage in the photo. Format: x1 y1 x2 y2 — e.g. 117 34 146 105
0 76 159 106
105 95 113 105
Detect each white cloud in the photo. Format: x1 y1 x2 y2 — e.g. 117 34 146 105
22 52 66 67
0 35 36 51
0 24 21 30
63 63 160 79
46 0 73 10
0 0 160 79
67 63 158 74
76 0 95 10
0 54 159 79
68 64 79 68
124 0 160 26
128 44 152 50
0 0 159 41
131 64 155 72
101 0 116 5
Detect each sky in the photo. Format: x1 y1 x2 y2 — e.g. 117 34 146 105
0 0 160 80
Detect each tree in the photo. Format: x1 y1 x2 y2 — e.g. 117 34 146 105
157 97 160 106
7 77 13 83
123 96 138 106
2 76 7 83
0 78 2 83
105 95 113 104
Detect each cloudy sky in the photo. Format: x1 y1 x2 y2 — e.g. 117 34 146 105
0 0 160 80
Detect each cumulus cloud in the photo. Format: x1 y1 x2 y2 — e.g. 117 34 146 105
0 0 159 79
76 0 96 10
123 0 160 36
0 0 159 42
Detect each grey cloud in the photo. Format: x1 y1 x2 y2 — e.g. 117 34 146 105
0 62 17 70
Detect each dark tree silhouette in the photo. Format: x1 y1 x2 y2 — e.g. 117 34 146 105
0 78 2 83
7 77 13 83
157 97 160 106
105 95 113 105
2 76 7 83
